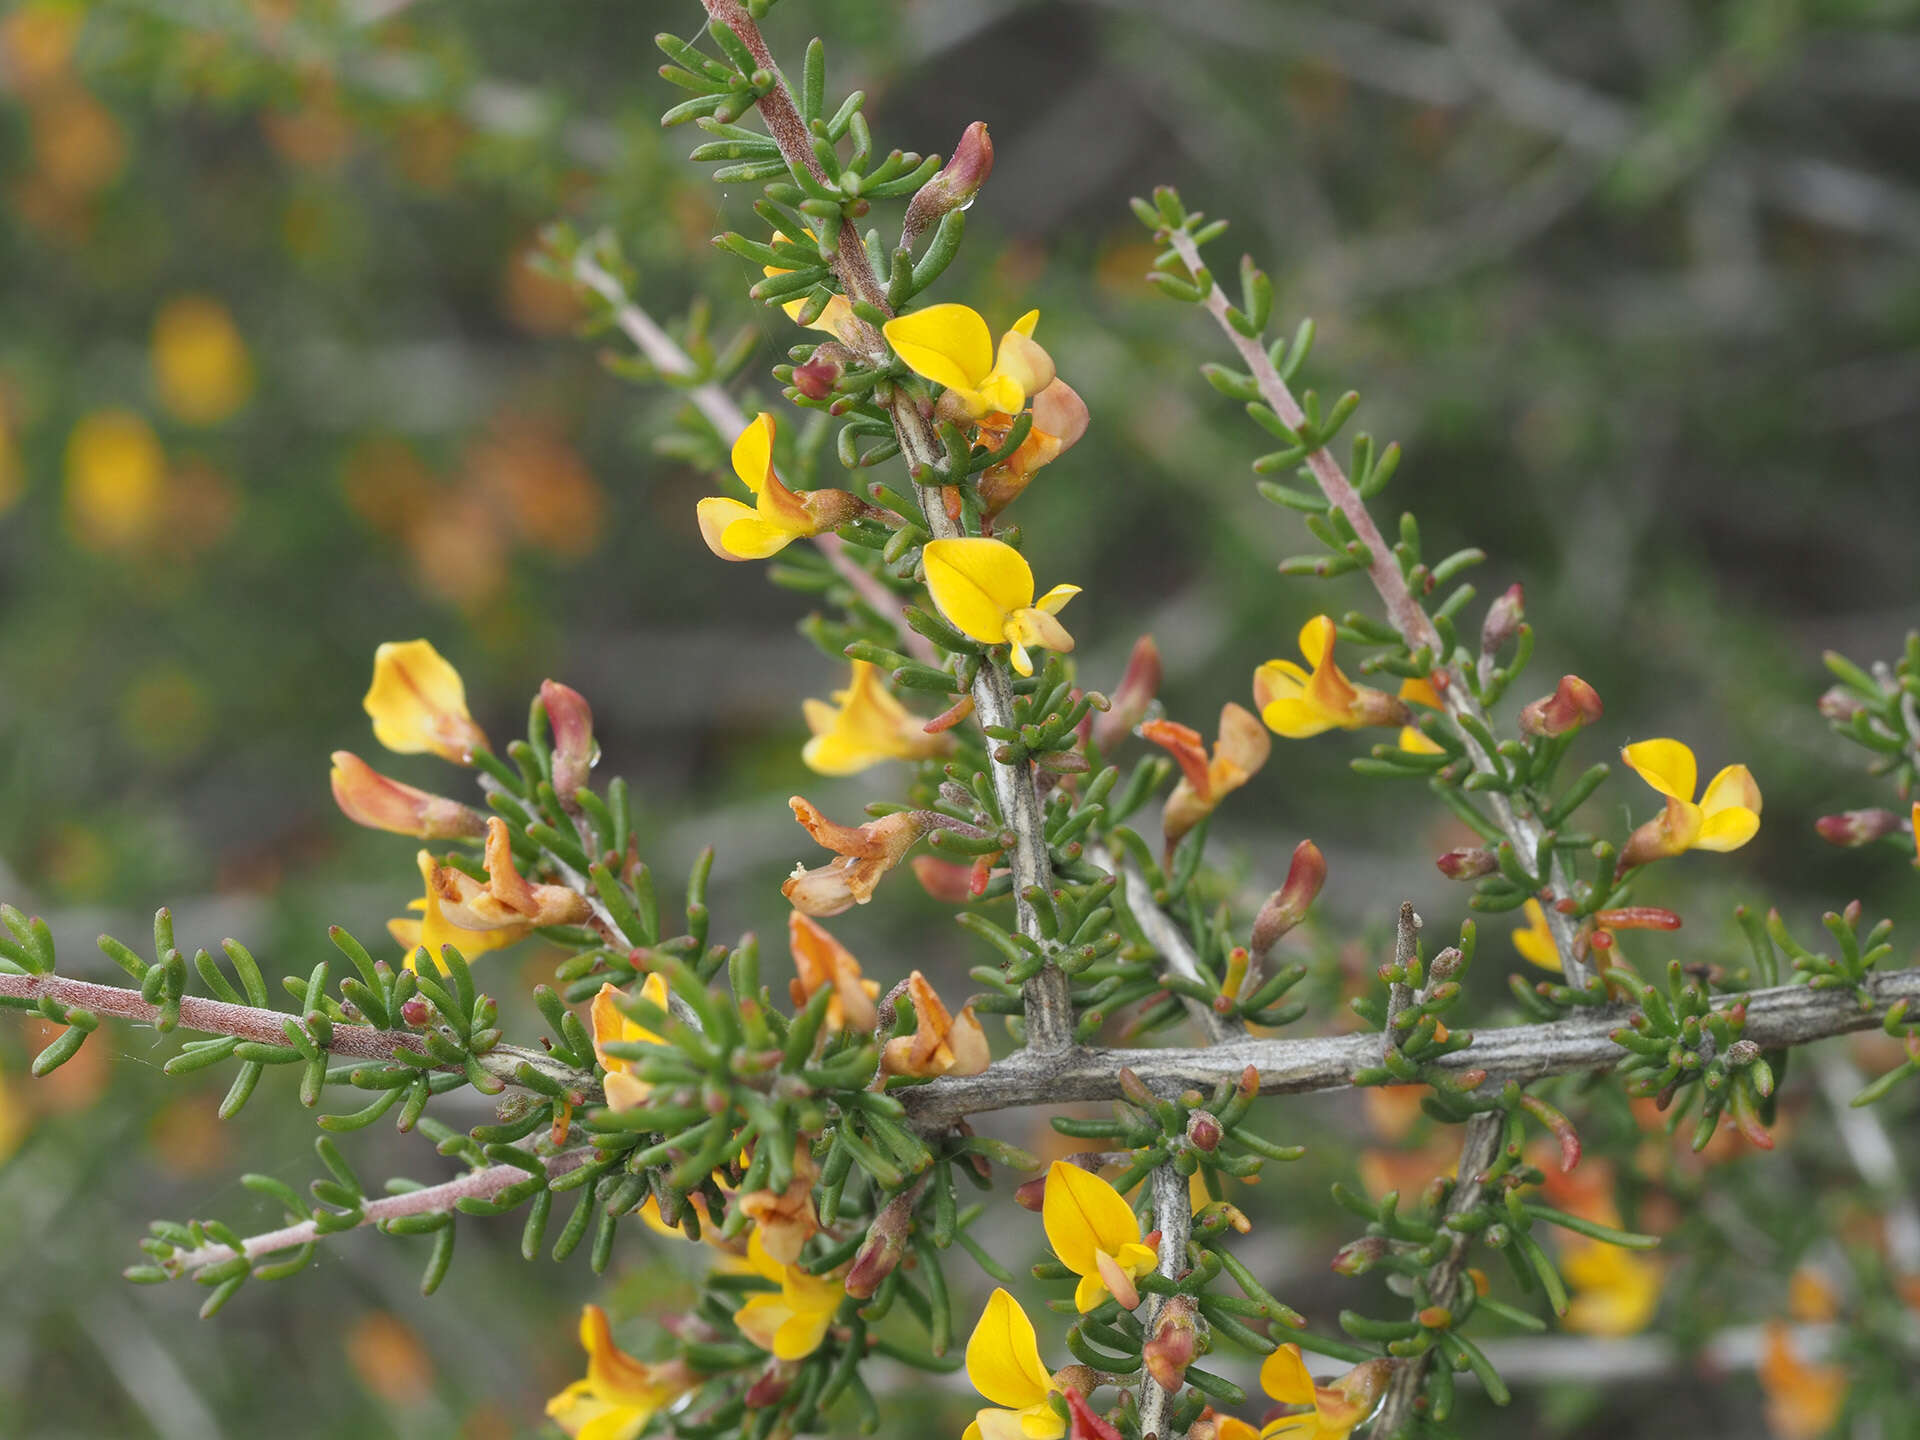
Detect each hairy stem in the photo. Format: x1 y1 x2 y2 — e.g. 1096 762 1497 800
1094 843 1244 1044
1162 227 1588 988
162 1147 596 1277
695 0 1072 1052
1136 1161 1194 1439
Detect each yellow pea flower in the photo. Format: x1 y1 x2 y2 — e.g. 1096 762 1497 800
1253 617 1408 740
1560 1237 1662 1336
363 639 490 765
733 1229 844 1361
64 409 165 552
151 295 253 425
922 536 1079 678
1042 1160 1159 1313
963 1288 1066 1440
802 660 951 775
881 305 1055 421
1397 676 1446 755
696 411 864 561
590 973 669 1113
764 230 862 345
1616 738 1761 871
386 850 528 973
546 1304 693 1440
1512 898 1561 974
1213 1345 1391 1440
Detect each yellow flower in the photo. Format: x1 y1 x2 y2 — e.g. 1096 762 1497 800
1141 702 1271 849
64 409 164 552
1758 1322 1848 1440
387 850 527 973
734 1229 843 1361
802 660 951 775
151 295 253 425
1512 898 1561 974
696 412 863 562
1616 738 1761 871
1396 676 1446 755
1041 1161 1159 1313
546 1304 692 1440
1214 1346 1390 1440
1253 617 1409 739
787 912 879 1032
738 1142 822 1266
881 305 1055 421
963 1288 1066 1440
1560 1237 1662 1336
763 230 862 345
591 973 669 1113
363 639 490 765
922 537 1079 678
329 751 486 840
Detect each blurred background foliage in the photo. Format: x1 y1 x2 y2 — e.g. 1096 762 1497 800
2 1 1919 1437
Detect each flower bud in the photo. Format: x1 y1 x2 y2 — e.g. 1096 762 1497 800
1013 1175 1048 1212
1250 840 1326 958
1725 1039 1761 1067
1142 1296 1200 1393
743 1362 793 1408
792 355 844 401
844 1194 913 1299
1518 675 1603 738
1481 583 1524 657
902 121 993 248
329 752 487 839
1332 1235 1389 1276
400 995 431 1027
540 680 597 803
1061 1383 1123 1440
1091 635 1162 753
1186 1110 1222 1152
1815 808 1901 848
1818 685 1865 722
1435 846 1497 880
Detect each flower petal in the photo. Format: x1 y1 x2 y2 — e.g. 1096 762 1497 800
1699 764 1761 820
1259 1344 1316 1407
1621 739 1697 803
1511 899 1561 974
883 304 992 393
924 537 1033 643
1693 804 1760 853
1261 697 1336 740
966 1288 1053 1411
731 412 776 494
696 496 761 560
1034 583 1080 615
1043 1161 1142 1277
1296 615 1338 669
1253 660 1308 712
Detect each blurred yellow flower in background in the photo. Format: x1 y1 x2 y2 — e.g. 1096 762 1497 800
64 409 164 551
151 295 254 425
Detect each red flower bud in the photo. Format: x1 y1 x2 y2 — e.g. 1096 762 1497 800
1091 634 1162 753
844 1194 913 1299
1435 846 1497 880
400 996 432 1027
1063 1387 1124 1440
1518 674 1603 738
902 121 994 248
1142 1296 1200 1393
792 356 844 401
1481 583 1524 657
540 680 597 803
1815 808 1901 848
1332 1235 1388 1276
1186 1111 1222 1152
1250 840 1325 958
1013 1175 1047 1212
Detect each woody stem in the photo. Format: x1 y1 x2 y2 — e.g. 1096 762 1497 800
696 0 1073 1053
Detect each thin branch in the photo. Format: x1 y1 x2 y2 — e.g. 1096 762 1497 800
163 1147 596 1277
0 969 594 1095
1162 225 1590 988
1382 900 1419 1061
1136 1161 1194 1439
695 0 1073 1053
1372 1110 1504 1434
1095 844 1244 1045
902 968 1920 1128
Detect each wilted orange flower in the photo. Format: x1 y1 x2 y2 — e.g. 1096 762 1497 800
737 1141 821 1266
1143 702 1270 849
329 752 486 840
881 971 990 1079
786 913 879 1032
428 818 591 932
781 799 931 917
1758 1323 1847 1440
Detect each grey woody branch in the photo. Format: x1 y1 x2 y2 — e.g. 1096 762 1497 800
694 0 1073 1052
901 967 1920 1128
163 1147 596 1277
1161 226 1590 990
